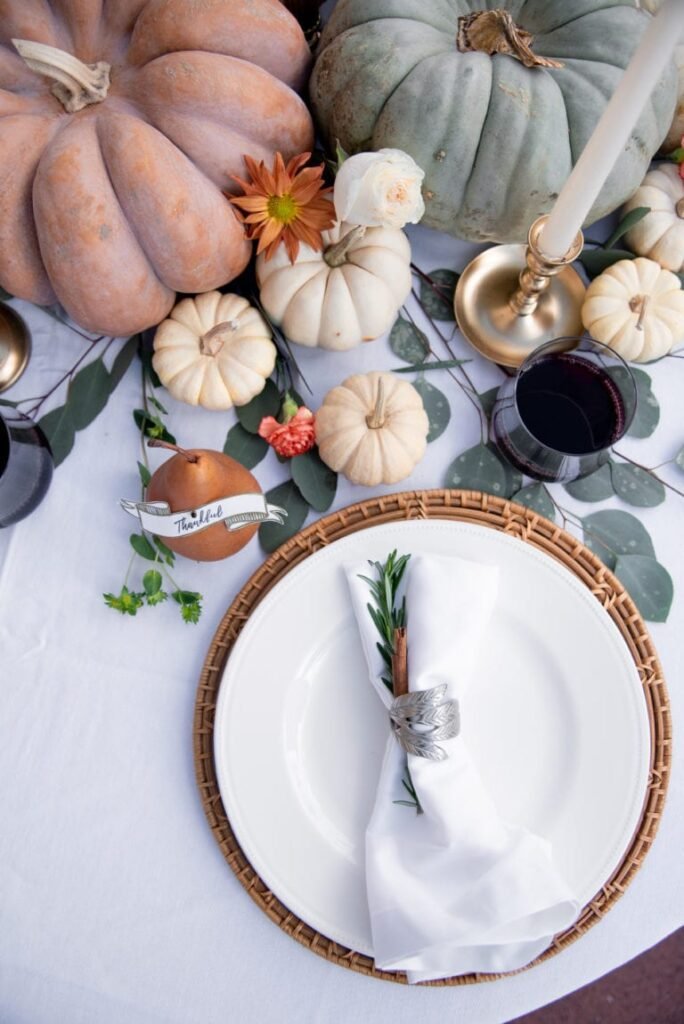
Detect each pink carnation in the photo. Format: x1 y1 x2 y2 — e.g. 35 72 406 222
258 407 316 457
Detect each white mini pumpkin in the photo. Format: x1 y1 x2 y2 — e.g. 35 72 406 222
153 292 277 410
256 222 412 350
581 257 684 362
315 371 429 485
623 164 684 272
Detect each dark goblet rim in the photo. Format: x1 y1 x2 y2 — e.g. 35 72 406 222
510 335 638 459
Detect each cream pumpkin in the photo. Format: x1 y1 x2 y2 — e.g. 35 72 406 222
581 257 684 362
256 223 412 350
0 0 313 335
315 371 429 485
623 164 684 272
153 292 277 410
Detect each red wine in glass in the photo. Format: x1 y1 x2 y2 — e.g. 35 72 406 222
491 339 636 483
0 411 54 527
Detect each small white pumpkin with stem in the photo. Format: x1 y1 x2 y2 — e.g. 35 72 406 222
152 292 277 410
315 371 429 485
623 164 684 272
256 222 412 350
581 257 684 362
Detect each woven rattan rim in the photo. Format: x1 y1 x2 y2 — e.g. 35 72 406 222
193 489 671 986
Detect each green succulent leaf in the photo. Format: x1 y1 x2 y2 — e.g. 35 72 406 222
511 483 556 520
259 480 310 552
581 509 655 570
614 555 673 623
142 569 162 597
129 533 157 561
419 268 459 320
611 463 666 507
564 462 615 502
137 461 151 488
389 316 430 363
478 386 500 420
133 409 176 444
235 379 281 434
291 448 337 512
37 404 75 466
412 379 450 442
223 422 269 469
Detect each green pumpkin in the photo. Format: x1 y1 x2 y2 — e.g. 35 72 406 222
311 1 677 242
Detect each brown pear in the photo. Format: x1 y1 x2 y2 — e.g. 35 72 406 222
146 442 261 561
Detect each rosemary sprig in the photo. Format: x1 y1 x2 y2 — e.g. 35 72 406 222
359 551 422 814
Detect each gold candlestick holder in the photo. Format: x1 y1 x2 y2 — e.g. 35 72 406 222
454 215 585 369
0 302 31 392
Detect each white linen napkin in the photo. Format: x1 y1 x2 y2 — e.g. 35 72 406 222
346 553 579 983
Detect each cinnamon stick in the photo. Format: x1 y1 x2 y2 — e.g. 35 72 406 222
391 626 409 697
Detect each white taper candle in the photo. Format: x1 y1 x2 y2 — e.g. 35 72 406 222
539 0 684 259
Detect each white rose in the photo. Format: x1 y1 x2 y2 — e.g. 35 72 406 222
333 148 426 229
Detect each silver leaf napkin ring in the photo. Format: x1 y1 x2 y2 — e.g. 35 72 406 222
389 684 460 761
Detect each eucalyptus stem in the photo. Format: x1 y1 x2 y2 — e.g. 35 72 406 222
611 448 684 499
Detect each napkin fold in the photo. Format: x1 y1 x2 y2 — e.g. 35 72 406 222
347 554 579 983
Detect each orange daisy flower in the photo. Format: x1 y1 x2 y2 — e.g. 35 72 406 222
230 152 335 263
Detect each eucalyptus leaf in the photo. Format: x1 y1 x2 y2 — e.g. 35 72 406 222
393 358 469 373
607 366 660 439
603 207 650 251
676 445 684 471
445 442 508 496
579 248 634 279
0 398 17 407
564 462 615 502
614 555 673 623
67 358 111 431
133 409 176 445
389 316 429 363
259 480 309 552
137 461 151 488
37 404 75 466
291 448 337 512
412 379 450 442
142 569 162 597
511 483 556 520
235 379 281 434
419 268 459 320
153 536 175 567
130 533 157 561
109 335 139 390
478 386 500 420
139 345 162 389
223 422 269 469
611 463 665 507
581 509 655 570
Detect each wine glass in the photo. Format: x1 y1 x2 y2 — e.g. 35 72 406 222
490 337 637 483
0 410 54 527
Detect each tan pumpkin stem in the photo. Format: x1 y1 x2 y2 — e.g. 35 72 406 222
324 225 367 267
456 10 564 69
199 320 240 356
366 377 386 429
147 439 199 463
676 198 684 219
12 38 110 112
629 293 650 331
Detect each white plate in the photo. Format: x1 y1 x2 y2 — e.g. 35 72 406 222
214 521 650 956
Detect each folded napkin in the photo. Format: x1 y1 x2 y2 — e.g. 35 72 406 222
346 553 579 983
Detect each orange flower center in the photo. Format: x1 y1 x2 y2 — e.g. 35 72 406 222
267 193 299 224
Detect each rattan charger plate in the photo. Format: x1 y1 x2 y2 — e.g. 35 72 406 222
194 489 670 986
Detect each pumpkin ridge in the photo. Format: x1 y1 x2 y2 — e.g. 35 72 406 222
321 265 363 345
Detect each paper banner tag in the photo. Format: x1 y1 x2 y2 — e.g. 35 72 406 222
120 493 286 538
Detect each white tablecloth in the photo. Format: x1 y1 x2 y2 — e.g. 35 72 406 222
0 224 682 1024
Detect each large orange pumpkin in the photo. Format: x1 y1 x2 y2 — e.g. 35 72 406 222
0 0 314 336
